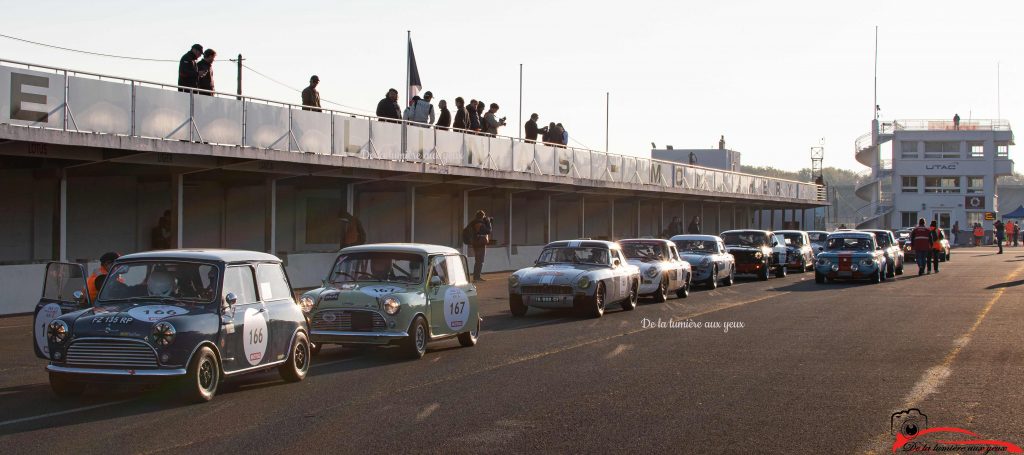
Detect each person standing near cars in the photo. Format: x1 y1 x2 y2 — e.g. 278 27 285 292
911 219 934 276
928 220 943 273
687 216 702 234
951 220 960 246
973 223 984 246
994 219 1005 254
87 252 120 301
467 211 493 282
339 211 366 249
661 216 683 239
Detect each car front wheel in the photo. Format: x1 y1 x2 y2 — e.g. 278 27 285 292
279 331 310 383
707 266 719 289
509 294 527 317
181 346 220 403
652 275 668 303
400 316 429 359
621 280 639 311
722 265 735 286
676 274 690 298
588 282 606 318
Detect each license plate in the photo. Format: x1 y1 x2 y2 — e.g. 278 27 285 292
534 296 561 303
838 271 852 277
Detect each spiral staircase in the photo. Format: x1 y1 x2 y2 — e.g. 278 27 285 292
854 120 894 229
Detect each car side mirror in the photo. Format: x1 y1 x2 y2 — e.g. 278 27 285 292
321 279 328 288
613 259 621 267
225 292 238 306
430 276 442 286
72 290 87 307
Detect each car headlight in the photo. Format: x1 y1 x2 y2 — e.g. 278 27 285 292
299 296 315 313
860 259 874 266
830 264 839 272
509 274 520 288
754 252 763 259
645 267 659 278
576 276 591 289
700 257 711 266
151 322 176 347
382 296 401 315
47 320 69 344
851 264 859 271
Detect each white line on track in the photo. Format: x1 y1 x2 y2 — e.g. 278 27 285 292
0 325 29 330
0 399 134 428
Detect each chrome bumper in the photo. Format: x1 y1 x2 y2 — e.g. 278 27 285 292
310 330 408 344
46 364 186 376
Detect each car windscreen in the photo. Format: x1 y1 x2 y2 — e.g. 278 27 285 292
674 239 715 253
781 233 803 246
98 261 220 304
329 252 424 284
537 247 610 265
620 242 668 261
808 232 828 242
721 232 768 247
826 237 872 251
871 233 892 247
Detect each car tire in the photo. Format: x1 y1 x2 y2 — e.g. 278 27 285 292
49 372 85 398
310 342 323 357
400 316 429 359
815 272 825 284
458 317 480 347
676 274 690 298
621 280 639 311
896 260 904 276
278 331 311 383
509 294 527 317
775 263 787 278
722 266 735 286
871 268 882 284
707 266 719 289
758 263 769 281
652 276 668 303
588 282 606 318
181 346 220 403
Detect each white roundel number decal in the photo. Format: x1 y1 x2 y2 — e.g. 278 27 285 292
35 303 62 358
443 288 470 331
127 305 189 322
243 308 269 366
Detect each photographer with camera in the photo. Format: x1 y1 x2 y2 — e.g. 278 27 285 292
483 103 507 137
464 210 493 282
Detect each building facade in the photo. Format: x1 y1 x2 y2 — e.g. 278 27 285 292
855 119 1014 233
651 148 741 172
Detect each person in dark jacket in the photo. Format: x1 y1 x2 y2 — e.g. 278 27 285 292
542 122 557 144
687 216 702 234
911 218 934 275
928 220 942 273
476 101 487 135
301 75 321 112
467 99 482 132
524 113 548 143
452 97 469 130
178 44 203 93
661 216 683 238
196 49 216 95
994 219 1005 254
435 99 451 130
468 210 493 282
376 88 401 122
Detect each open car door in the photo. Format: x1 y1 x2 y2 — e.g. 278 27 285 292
33 262 89 359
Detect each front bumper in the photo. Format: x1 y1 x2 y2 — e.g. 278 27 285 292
518 293 587 309
638 277 661 295
690 266 712 281
46 364 186 379
815 267 878 281
735 261 766 274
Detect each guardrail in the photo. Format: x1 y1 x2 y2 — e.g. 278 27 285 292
892 119 1011 132
0 58 823 202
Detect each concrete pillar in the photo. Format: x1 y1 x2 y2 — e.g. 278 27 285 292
770 209 775 231
265 178 277 254
636 198 642 238
58 171 67 261
610 197 615 240
408 185 416 243
546 194 552 243
172 174 183 248
580 195 586 238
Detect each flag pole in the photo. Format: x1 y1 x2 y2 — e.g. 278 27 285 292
605 92 610 153
518 63 523 140
406 31 411 107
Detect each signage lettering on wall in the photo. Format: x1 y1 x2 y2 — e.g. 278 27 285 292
10 72 49 122
925 163 958 170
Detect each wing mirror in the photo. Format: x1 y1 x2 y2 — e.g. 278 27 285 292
613 258 622 267
72 290 87 307
225 292 238 306
430 276 442 286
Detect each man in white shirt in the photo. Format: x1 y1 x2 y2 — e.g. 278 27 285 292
410 91 436 125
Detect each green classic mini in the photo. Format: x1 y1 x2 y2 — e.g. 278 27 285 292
299 244 481 359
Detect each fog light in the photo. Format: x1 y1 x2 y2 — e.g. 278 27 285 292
160 353 170 363
851 264 859 272
389 321 396 328
53 351 62 360
831 264 839 272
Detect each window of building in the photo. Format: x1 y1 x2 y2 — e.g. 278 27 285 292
924 142 961 159
997 144 1009 158
900 212 919 228
924 176 960 193
901 176 919 193
966 176 984 194
967 212 985 228
969 142 984 158
900 141 919 159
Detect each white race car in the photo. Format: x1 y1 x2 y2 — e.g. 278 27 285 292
618 239 692 301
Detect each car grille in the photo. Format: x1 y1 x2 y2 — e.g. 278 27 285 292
521 285 574 295
66 339 159 369
313 310 387 332
731 251 759 263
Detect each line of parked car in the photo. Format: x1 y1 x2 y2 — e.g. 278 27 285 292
28 227 931 402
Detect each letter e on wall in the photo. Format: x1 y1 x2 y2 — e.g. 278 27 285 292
11 72 49 122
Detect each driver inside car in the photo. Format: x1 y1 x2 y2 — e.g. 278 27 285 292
147 270 176 297
369 257 393 281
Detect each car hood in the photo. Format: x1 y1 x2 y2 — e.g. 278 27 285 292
515 264 602 285
680 253 711 264
626 258 665 269
66 301 212 338
817 250 875 259
313 282 422 310
725 246 770 253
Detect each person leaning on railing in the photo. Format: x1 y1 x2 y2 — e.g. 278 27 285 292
197 49 216 95
376 88 401 122
467 99 482 132
452 97 469 130
435 100 451 130
177 43 203 93
301 75 321 112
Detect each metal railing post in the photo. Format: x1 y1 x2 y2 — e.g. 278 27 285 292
130 81 136 137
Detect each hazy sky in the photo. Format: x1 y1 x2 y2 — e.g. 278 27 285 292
2 0 1020 172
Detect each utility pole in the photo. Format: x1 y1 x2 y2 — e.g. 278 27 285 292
518 63 523 140
229 54 244 99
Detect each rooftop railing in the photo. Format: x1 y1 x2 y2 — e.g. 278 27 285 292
0 58 823 202
892 119 1012 132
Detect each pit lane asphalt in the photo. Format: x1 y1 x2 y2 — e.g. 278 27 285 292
0 249 1022 454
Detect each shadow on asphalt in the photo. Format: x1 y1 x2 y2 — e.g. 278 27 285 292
986 279 1024 290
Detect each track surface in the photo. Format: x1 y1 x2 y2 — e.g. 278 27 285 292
0 249 1022 453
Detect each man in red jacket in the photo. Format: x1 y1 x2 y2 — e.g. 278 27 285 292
911 218 935 276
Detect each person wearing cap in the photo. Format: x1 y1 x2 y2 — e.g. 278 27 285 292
409 91 436 126
87 252 120 301
178 44 203 93
197 49 216 95
302 75 321 112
